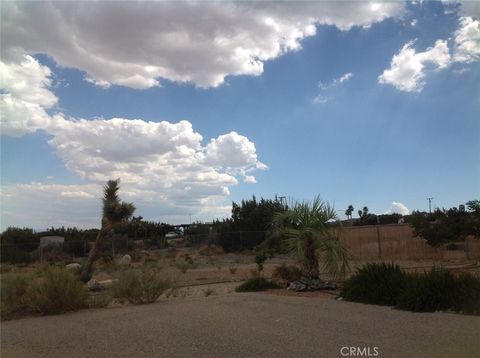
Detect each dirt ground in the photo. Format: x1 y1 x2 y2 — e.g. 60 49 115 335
2 292 479 358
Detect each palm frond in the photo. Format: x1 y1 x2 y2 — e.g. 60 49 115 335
317 237 352 278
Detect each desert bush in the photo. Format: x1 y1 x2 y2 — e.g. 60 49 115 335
254 251 267 272
451 273 480 315
341 263 407 306
175 255 198 273
30 267 89 315
198 244 224 256
202 287 216 297
1 273 33 320
112 268 171 304
396 269 480 314
272 263 301 283
89 293 112 309
235 277 280 292
229 265 237 274
0 264 13 274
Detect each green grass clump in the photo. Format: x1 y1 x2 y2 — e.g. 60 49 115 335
341 263 407 306
235 277 280 292
112 268 171 304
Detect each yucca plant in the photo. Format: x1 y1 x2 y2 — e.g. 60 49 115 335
270 195 351 281
80 179 135 282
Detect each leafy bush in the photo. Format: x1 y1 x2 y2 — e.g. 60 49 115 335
30 267 89 315
254 252 267 272
229 265 237 274
272 263 301 283
112 268 171 304
396 270 480 314
1 273 33 320
452 273 480 315
235 277 280 292
341 263 480 315
341 263 407 306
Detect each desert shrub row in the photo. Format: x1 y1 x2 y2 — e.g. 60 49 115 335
341 263 480 315
1 267 89 320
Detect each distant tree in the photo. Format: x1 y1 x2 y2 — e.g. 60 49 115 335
0 227 38 263
345 205 354 219
410 202 478 247
80 180 135 282
216 196 287 252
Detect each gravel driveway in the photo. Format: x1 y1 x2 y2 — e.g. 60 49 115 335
2 293 479 358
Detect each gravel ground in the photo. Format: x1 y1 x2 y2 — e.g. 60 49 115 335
1 293 479 358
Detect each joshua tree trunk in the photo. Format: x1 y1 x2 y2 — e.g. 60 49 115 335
80 224 111 282
301 236 320 278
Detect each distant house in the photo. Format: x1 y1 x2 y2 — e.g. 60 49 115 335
39 236 64 247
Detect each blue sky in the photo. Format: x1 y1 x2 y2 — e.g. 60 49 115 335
1 1 479 230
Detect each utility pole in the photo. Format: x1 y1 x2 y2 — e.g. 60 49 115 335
427 197 433 214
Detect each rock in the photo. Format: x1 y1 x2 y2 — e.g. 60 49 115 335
288 276 337 292
98 279 117 288
66 263 81 272
118 254 131 266
87 279 103 291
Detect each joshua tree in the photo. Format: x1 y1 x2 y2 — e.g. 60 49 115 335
345 205 354 219
80 179 135 282
270 196 350 282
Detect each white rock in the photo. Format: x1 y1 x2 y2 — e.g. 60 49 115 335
118 254 132 266
87 279 102 291
66 263 81 272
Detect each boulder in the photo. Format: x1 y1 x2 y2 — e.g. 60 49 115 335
288 276 337 292
87 279 103 291
66 263 81 272
118 254 132 266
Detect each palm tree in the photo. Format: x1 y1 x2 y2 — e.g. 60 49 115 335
271 196 350 285
80 179 135 282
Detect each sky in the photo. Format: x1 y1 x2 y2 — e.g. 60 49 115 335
1 1 479 230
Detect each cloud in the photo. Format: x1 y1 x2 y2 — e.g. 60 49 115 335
378 40 451 92
453 16 480 63
314 72 353 104
0 56 266 228
1 1 404 89
389 202 410 215
0 55 57 136
318 72 354 90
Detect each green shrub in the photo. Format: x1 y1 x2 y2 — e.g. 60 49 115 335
396 269 479 314
175 257 197 273
235 277 280 292
1 273 33 320
272 263 301 283
31 267 89 315
229 265 237 274
112 268 171 304
452 273 480 315
89 293 112 309
341 263 407 306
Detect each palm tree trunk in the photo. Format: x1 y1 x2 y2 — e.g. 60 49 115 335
80 225 111 282
301 237 320 278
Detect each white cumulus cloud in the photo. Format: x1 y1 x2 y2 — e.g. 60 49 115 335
389 202 410 216
1 1 404 89
378 40 451 92
453 16 480 63
0 55 267 228
0 55 57 136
